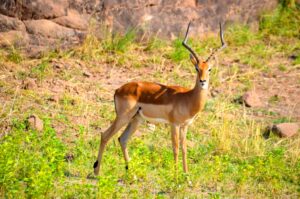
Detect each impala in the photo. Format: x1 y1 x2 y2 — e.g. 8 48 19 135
93 22 226 175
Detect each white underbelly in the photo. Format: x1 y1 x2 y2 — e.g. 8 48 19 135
139 110 169 124
185 118 194 125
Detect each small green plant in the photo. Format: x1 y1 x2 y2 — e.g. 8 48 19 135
144 37 167 52
168 38 190 62
226 25 257 46
268 95 280 104
272 117 293 124
293 56 300 65
7 46 23 64
278 64 287 71
104 30 136 53
77 34 103 61
280 0 297 9
0 49 5 63
30 59 50 80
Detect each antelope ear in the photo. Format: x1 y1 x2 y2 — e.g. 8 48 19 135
190 54 198 66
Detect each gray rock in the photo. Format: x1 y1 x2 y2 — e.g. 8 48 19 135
52 9 88 30
27 115 44 131
0 30 29 47
0 0 68 20
83 71 92 77
48 95 60 102
22 79 37 90
242 91 262 107
272 123 299 138
0 14 26 32
24 20 77 39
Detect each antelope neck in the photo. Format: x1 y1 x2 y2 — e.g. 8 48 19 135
189 75 208 114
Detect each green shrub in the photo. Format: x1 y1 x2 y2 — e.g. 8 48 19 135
144 37 167 52
0 119 66 198
226 25 258 46
7 47 23 64
104 30 136 53
30 59 50 80
260 5 300 37
168 38 190 62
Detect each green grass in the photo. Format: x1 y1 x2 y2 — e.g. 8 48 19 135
168 38 190 62
227 25 258 46
2 102 299 198
0 2 300 198
0 119 65 198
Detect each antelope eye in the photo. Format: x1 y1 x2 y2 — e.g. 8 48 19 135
208 68 212 72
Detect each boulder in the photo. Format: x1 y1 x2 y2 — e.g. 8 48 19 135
24 20 77 39
242 91 262 107
22 79 37 90
52 9 88 30
0 14 26 32
23 20 85 57
27 115 44 131
272 123 299 138
0 0 68 20
0 30 29 47
83 70 92 77
48 95 60 103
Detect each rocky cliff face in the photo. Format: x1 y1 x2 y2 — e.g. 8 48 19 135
0 0 277 57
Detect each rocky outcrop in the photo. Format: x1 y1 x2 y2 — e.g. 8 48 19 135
98 0 277 38
0 0 91 57
0 0 278 57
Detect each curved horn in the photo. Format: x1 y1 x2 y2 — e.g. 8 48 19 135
182 22 200 64
205 22 227 62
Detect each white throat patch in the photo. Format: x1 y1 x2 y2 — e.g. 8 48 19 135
200 82 209 90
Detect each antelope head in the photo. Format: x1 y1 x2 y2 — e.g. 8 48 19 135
182 22 226 90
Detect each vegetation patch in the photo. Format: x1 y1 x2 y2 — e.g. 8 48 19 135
0 119 65 198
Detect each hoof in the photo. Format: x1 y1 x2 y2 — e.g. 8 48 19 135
93 160 98 169
87 172 98 179
125 165 129 170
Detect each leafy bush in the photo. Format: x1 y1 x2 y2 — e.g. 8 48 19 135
0 119 65 198
7 47 23 64
226 25 258 46
168 38 190 62
102 30 136 53
260 5 300 37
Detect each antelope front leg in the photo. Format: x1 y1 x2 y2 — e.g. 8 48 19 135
180 125 188 173
171 124 180 169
